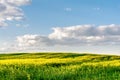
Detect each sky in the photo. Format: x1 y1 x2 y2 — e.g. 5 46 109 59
0 0 120 54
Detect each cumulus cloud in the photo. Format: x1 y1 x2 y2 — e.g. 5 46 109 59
7 0 31 6
0 24 120 53
16 24 120 48
16 34 55 48
0 0 31 27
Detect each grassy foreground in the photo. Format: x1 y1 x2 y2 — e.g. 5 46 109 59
0 53 120 80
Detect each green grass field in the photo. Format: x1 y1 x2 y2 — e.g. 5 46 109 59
0 53 120 80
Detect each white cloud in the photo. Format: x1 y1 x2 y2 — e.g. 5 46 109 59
0 24 120 53
16 23 29 27
16 34 54 47
7 0 31 6
93 7 100 11
49 24 120 39
0 0 31 28
64 8 72 11
16 24 120 47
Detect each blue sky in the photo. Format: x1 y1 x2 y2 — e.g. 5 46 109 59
0 0 120 54
23 0 120 33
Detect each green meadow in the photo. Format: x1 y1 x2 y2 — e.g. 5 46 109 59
0 53 120 80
